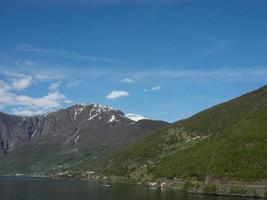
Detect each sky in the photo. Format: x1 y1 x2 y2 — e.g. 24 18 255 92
0 0 267 122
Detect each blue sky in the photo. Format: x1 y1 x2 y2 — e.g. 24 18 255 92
0 0 267 122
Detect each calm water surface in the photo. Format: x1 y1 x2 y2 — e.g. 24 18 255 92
0 176 257 200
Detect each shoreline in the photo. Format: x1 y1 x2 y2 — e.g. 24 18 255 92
1 174 266 198
97 176 267 198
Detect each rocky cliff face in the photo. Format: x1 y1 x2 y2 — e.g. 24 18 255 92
0 112 38 154
0 104 168 155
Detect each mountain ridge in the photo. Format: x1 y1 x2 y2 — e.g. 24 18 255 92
105 85 267 183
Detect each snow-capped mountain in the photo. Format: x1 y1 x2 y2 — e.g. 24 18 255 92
0 103 168 155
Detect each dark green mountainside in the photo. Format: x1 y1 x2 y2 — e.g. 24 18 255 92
106 85 267 182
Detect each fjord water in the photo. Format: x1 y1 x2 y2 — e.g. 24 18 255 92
0 177 254 200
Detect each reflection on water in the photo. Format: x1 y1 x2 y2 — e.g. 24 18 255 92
0 176 256 200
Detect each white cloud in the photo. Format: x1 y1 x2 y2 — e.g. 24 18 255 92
144 86 162 92
125 113 146 122
122 78 135 84
67 80 82 87
4 72 33 91
49 82 60 91
14 92 65 108
0 64 73 116
0 73 68 116
0 90 66 110
0 81 13 103
11 76 32 90
151 86 161 91
106 90 129 100
0 80 10 92
5 91 66 116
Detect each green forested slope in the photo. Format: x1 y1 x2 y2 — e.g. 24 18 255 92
106 85 267 181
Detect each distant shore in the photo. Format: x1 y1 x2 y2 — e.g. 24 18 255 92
1 173 266 198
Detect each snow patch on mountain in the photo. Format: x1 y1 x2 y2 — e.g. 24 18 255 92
108 115 116 122
74 106 85 120
76 103 115 112
74 135 80 143
125 113 146 122
88 113 98 121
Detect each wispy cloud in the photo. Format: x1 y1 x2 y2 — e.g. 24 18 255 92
151 86 161 91
12 76 33 91
3 72 33 91
121 78 135 84
15 45 60 54
72 54 123 63
12 60 66 81
49 82 60 91
106 90 129 100
194 40 233 60
15 44 124 63
67 80 82 87
4 60 267 84
132 68 267 82
144 86 162 92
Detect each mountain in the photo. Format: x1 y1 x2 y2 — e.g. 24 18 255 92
106 85 267 185
0 103 168 175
